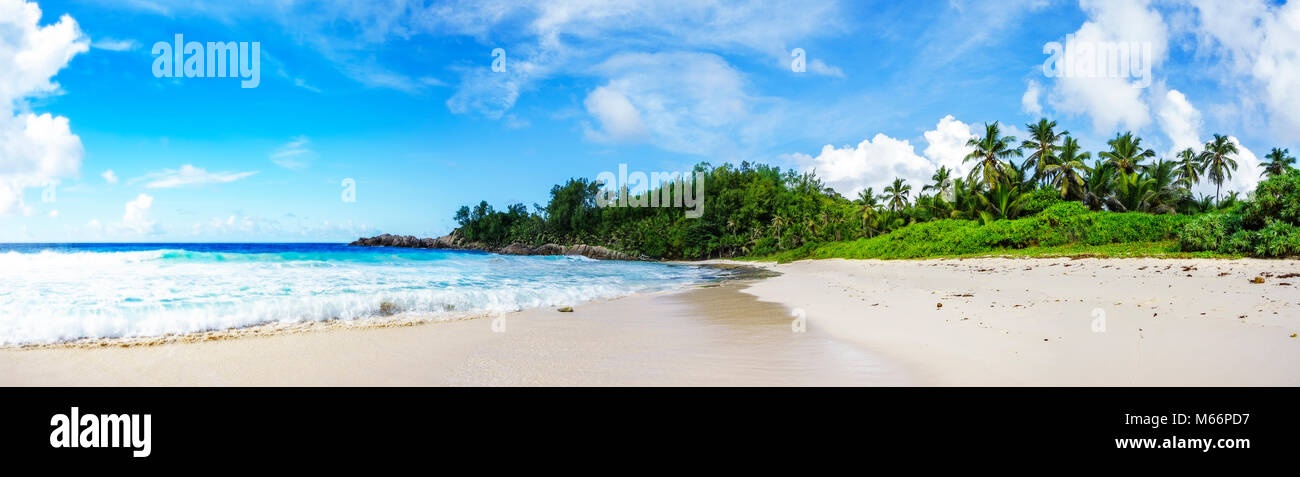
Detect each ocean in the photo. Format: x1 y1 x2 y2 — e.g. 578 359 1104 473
0 243 718 346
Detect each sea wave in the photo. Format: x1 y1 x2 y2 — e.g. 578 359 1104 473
0 245 710 345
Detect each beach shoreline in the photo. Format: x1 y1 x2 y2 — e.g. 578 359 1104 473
0 274 907 386
4 256 1297 386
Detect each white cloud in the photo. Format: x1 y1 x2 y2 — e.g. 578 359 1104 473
923 115 977 178
0 0 88 215
1046 0 1168 133
1185 0 1300 139
119 193 157 235
101 169 118 183
807 58 844 77
1021 80 1043 115
91 37 138 51
1156 88 1202 156
791 115 977 198
433 0 843 131
583 86 646 142
136 164 258 189
790 134 934 199
47 208 56 218
581 51 753 156
270 136 313 170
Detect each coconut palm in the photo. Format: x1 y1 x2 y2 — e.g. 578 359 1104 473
1174 147 1203 188
922 166 954 201
1260 148 1295 178
1099 132 1156 175
1043 136 1091 200
1083 159 1119 211
882 178 911 212
1143 159 1186 214
1022 118 1068 186
976 175 1029 223
964 122 1022 187
855 187 882 236
1198 134 1240 205
769 215 788 250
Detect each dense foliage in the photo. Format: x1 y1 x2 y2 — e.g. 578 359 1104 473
1178 169 1300 257
451 120 1295 260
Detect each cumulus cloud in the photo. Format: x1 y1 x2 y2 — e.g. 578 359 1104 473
1185 0 1300 139
0 0 89 215
119 193 158 235
1155 88 1202 156
136 164 258 189
923 115 977 177
1045 0 1169 133
789 115 977 198
100 169 117 184
1021 80 1043 115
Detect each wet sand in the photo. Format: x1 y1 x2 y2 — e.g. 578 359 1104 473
7 256 1297 386
0 279 908 386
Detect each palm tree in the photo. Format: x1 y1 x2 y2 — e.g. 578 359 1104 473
770 215 788 250
855 188 881 237
922 166 954 201
1143 160 1186 214
883 178 912 212
1022 118 1067 186
1083 160 1119 211
1174 148 1203 188
964 122 1022 187
1260 148 1295 178
1043 136 1091 200
1198 134 1240 205
1099 132 1156 175
976 175 1029 223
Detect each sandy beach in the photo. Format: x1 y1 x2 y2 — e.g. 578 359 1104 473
731 257 1300 386
0 277 906 386
3 257 1298 386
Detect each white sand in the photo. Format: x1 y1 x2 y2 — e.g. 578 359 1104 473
4 257 1297 386
727 257 1300 386
0 282 906 386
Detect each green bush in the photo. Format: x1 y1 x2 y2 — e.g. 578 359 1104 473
1178 213 1232 252
1242 169 1300 229
1018 189 1066 216
1176 169 1300 257
809 204 1188 260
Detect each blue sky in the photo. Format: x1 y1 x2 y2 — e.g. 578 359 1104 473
1 0 1296 241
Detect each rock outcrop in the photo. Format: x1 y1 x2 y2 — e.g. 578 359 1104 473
348 232 637 261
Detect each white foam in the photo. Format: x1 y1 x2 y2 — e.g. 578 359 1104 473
0 248 707 345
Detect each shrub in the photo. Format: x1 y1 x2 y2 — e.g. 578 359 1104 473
1178 213 1232 252
1242 169 1300 229
1018 189 1066 216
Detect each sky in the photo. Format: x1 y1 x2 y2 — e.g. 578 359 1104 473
0 0 1296 242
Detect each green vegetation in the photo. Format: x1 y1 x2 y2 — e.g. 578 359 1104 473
450 118 1297 261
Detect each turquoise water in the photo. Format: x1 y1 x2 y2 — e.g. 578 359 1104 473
0 243 718 345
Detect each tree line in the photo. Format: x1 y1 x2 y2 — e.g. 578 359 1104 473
452 117 1295 260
